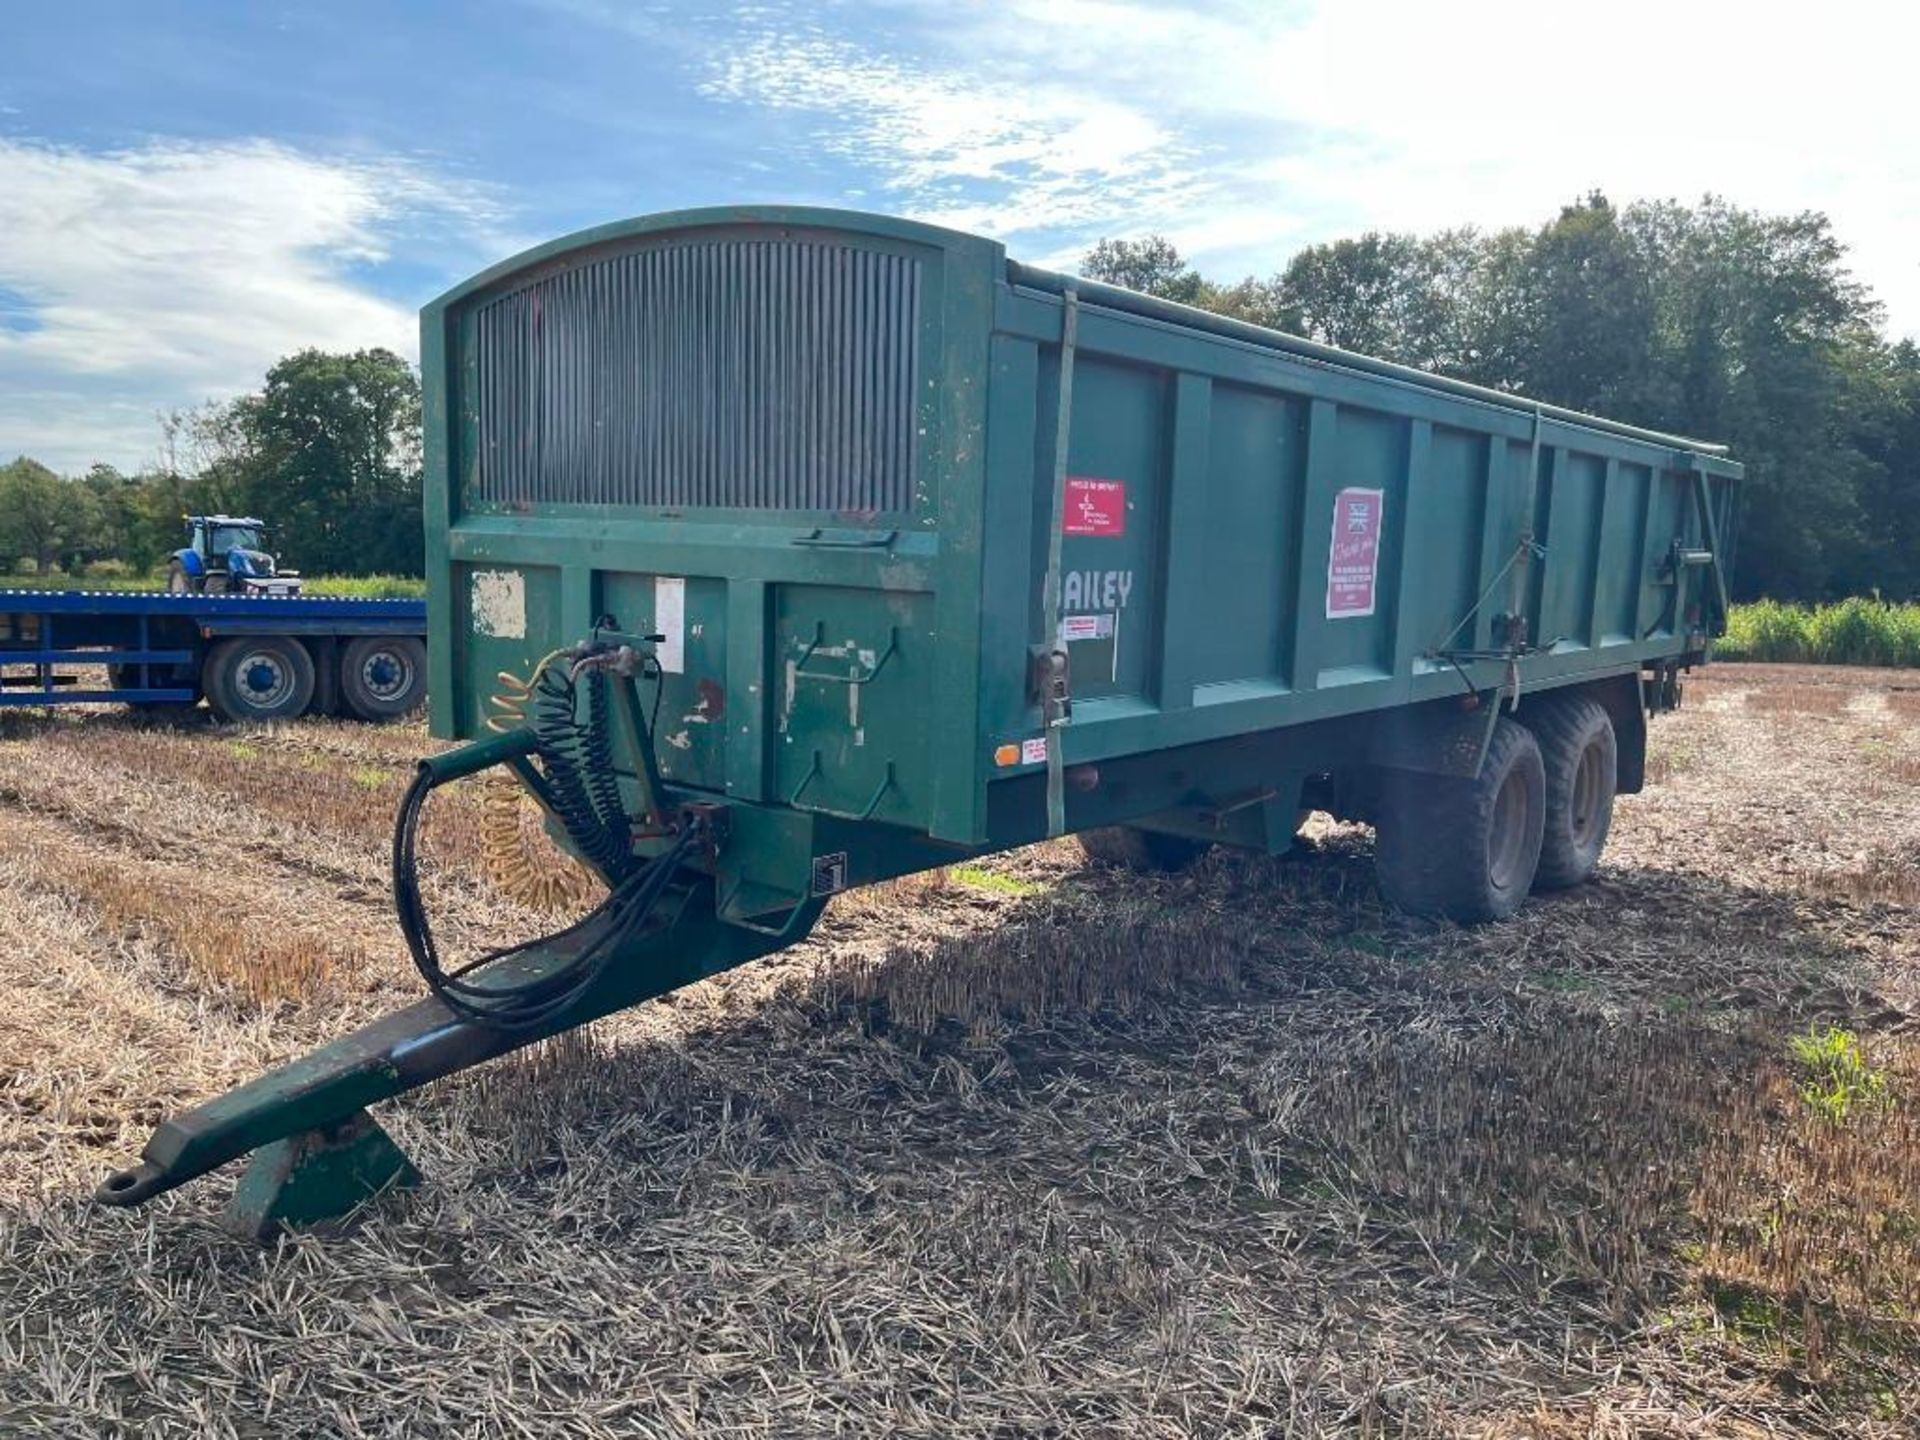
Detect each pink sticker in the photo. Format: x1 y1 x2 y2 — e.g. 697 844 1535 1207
1064 477 1126 536
1325 487 1384 619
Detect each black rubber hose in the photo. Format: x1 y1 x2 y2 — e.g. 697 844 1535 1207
392 765 695 1031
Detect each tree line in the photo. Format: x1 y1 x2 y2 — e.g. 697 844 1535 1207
0 347 423 579
4 194 1913 599
1083 194 1920 602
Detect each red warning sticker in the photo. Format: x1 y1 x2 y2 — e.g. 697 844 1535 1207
1064 477 1126 536
1326 486 1384 619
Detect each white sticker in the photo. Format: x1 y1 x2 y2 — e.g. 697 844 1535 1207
469 570 526 640
1060 613 1115 643
654 576 685 674
1020 736 1048 765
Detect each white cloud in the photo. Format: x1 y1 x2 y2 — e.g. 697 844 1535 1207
700 27 1208 235
701 0 1920 338
0 138 498 472
1223 0 1920 337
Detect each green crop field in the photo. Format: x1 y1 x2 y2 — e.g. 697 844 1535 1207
298 574 426 599
0 571 426 599
1719 598 1920 667
0 570 156 592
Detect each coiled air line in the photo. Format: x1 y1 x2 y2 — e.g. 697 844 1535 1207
392 643 691 1032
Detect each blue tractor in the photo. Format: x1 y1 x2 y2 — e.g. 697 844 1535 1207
167 515 302 597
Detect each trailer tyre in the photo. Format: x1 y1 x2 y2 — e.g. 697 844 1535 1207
1078 826 1212 873
340 636 427 721
204 636 315 722
1375 716 1545 923
1523 694 1617 891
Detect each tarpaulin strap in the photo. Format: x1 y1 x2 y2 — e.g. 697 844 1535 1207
1431 534 1547 657
1040 289 1079 839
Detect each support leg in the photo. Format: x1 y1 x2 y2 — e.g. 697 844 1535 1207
224 1111 420 1242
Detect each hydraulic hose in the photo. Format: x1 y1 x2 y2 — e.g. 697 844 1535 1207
392 647 686 1032
393 764 694 1031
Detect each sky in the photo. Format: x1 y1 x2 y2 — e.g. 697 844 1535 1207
2 0 1916 473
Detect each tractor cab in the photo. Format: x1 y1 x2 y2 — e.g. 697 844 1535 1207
168 515 302 596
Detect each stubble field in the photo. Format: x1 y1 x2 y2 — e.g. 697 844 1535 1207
2 663 1919 1437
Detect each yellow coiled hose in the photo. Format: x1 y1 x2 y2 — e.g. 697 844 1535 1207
478 654 598 913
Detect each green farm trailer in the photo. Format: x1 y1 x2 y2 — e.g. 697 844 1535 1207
99 207 1739 1233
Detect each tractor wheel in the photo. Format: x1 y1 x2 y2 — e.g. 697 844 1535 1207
1078 825 1212 873
165 562 193 594
1374 716 1545 923
204 636 315 722
340 636 427 721
1521 694 1618 891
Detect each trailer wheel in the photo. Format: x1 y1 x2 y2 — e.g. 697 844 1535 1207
1375 716 1544 923
1078 826 1212 872
204 637 315 722
1522 694 1617 891
339 636 427 721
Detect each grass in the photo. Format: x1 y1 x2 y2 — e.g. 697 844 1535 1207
1790 1024 1889 1123
0 569 425 598
1720 597 1920 666
301 573 426 599
0 663 1918 1434
950 862 1045 897
0 569 156 591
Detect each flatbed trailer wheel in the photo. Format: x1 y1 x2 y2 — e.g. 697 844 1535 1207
1522 694 1617 890
1078 825 1213 872
204 636 316 722
339 636 427 721
1375 716 1545 922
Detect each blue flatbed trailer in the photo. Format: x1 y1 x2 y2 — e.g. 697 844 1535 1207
0 589 428 721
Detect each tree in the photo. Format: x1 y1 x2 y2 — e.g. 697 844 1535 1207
1509 193 1653 415
0 457 78 573
79 463 143 567
1274 232 1435 362
1621 199 1883 597
232 348 424 576
1204 274 1289 330
1826 338 1920 598
1080 236 1210 305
